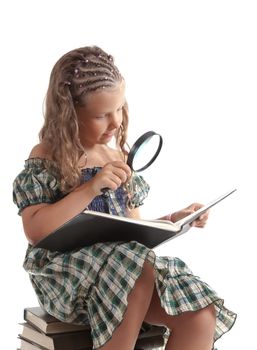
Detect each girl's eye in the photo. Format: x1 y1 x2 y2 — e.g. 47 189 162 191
95 115 106 119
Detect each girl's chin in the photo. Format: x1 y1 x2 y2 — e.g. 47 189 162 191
102 134 114 142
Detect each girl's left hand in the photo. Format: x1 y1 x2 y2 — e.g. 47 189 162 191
168 203 209 228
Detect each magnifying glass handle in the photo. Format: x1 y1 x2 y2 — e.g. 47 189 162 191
101 187 110 197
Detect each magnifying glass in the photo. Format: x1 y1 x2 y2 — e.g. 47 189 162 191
101 130 163 195
126 130 163 172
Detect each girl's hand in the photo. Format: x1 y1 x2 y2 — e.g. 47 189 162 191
169 203 209 228
90 161 131 195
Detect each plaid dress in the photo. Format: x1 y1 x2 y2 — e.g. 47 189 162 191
13 158 236 349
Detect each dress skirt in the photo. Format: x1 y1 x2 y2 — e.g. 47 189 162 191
24 240 236 349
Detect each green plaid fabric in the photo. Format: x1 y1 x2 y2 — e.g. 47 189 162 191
13 159 236 349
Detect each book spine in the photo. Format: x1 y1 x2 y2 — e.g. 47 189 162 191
53 331 92 350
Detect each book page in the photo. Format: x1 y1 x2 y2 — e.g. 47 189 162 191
85 210 180 232
84 189 236 232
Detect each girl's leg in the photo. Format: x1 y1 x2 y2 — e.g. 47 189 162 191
99 261 155 350
144 288 216 350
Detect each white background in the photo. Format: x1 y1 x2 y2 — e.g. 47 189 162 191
1 1 256 349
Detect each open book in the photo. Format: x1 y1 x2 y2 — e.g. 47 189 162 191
35 189 236 252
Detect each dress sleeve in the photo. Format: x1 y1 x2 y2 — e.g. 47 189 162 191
12 159 63 215
126 172 150 209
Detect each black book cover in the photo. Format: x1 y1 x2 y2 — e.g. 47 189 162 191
35 211 184 252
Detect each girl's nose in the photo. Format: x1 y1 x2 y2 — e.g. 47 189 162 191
109 113 121 129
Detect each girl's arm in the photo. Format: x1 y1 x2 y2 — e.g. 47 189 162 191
21 155 131 245
22 182 99 245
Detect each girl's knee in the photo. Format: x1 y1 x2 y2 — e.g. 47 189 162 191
166 304 216 333
185 305 216 332
124 261 156 321
198 304 216 323
141 261 156 279
133 261 155 296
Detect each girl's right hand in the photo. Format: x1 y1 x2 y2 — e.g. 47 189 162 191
90 161 131 195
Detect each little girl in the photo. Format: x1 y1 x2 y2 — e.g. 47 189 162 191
13 46 236 350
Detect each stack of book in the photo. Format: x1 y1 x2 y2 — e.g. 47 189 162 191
17 306 92 350
17 306 167 349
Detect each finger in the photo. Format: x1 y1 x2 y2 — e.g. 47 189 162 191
187 203 203 211
195 219 207 228
110 161 131 176
191 216 206 226
102 174 123 191
112 168 130 183
200 212 209 223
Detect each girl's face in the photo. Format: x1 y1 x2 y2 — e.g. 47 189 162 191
75 80 126 148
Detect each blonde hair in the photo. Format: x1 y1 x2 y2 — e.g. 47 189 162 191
39 46 129 193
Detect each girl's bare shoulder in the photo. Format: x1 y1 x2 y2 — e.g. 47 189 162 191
29 143 52 159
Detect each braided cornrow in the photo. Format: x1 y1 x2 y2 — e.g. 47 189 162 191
39 46 128 193
69 49 122 104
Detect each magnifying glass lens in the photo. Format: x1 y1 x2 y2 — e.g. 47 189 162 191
127 131 163 172
131 135 160 171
